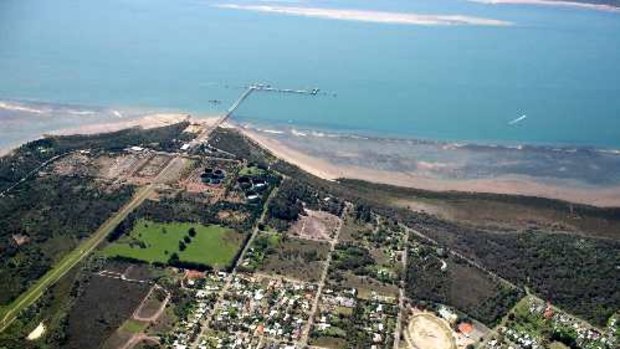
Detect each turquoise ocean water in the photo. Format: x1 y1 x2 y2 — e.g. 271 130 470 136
1 0 619 148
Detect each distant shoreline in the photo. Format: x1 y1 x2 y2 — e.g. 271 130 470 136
469 0 620 13
0 113 197 157
236 124 620 207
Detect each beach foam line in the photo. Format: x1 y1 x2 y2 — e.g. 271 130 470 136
469 0 620 13
66 110 97 116
291 129 307 137
0 101 45 114
235 121 620 155
215 4 513 26
261 128 286 134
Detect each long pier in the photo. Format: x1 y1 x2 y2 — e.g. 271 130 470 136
222 83 320 124
188 83 321 150
222 85 256 122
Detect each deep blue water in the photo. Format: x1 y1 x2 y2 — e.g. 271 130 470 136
1 0 619 148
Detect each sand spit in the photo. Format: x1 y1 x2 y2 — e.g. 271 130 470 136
239 126 620 207
215 4 513 26
469 0 620 12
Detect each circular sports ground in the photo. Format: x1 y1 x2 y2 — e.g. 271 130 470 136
405 313 456 349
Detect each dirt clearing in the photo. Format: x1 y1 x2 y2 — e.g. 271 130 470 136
406 313 455 349
289 209 341 241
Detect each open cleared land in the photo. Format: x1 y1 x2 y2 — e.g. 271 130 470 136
289 209 341 241
64 275 150 349
252 233 330 282
120 319 149 334
134 286 169 320
104 219 244 268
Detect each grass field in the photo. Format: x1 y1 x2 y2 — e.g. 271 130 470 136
238 165 266 176
104 219 244 268
120 319 149 334
310 336 347 349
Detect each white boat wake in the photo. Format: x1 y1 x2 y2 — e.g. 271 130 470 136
509 114 527 125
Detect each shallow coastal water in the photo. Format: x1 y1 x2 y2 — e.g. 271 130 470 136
239 123 620 206
1 0 619 148
0 100 178 153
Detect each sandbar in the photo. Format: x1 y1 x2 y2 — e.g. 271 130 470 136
215 4 513 26
469 0 620 12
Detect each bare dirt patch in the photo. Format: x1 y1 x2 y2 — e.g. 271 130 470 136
340 272 399 300
51 153 93 176
94 153 150 180
217 210 249 223
158 157 193 185
289 209 341 241
134 285 169 321
11 233 30 246
135 154 172 178
406 313 456 349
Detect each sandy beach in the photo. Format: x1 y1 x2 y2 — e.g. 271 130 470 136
238 126 620 207
46 113 190 136
215 4 513 26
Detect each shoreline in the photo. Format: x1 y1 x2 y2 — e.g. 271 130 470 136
0 113 218 157
237 125 620 207
2 112 619 207
233 120 620 155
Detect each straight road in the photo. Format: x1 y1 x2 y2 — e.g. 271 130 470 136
299 203 350 345
393 229 410 349
0 152 73 197
191 186 279 348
